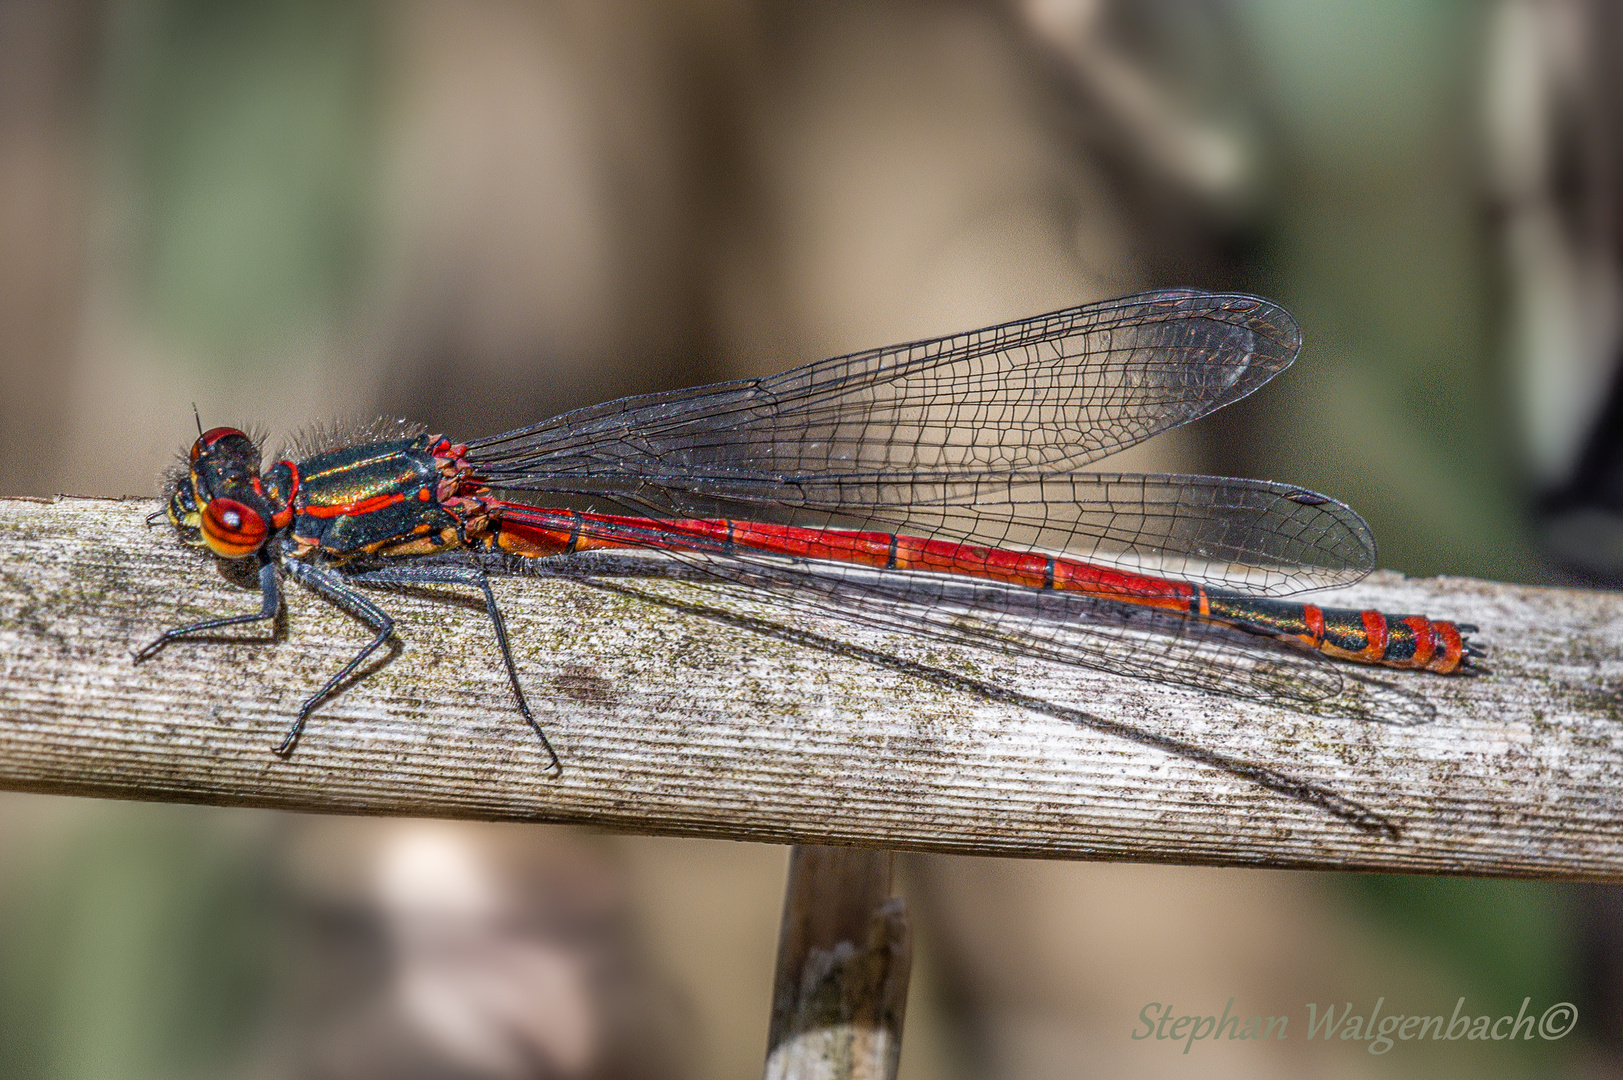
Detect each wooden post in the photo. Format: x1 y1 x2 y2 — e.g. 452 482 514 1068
763 846 911 1080
2 496 1623 879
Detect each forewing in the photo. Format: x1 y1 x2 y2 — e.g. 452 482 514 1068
467 290 1301 480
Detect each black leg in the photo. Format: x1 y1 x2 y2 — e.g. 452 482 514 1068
134 559 282 662
277 558 399 756
348 563 562 775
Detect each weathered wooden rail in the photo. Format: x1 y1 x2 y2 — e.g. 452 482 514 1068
1 495 1619 879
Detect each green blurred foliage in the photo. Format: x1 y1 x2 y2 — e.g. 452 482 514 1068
0 801 279 1080
1348 874 1578 1019
102 0 379 367
1232 0 1542 584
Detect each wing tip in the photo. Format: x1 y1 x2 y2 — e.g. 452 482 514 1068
1280 481 1378 575
1135 289 1303 363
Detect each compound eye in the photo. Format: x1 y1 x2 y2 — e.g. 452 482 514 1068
200 497 267 558
191 426 248 462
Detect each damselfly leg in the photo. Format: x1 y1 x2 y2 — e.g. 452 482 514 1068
133 559 282 662
275 559 398 756
136 548 560 769
345 563 561 774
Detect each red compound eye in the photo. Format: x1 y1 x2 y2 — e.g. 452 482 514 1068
191 426 248 461
200 497 267 558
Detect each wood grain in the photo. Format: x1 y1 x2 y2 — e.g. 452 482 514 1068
0 496 1619 879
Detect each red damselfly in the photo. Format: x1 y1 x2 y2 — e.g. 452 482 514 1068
137 290 1482 771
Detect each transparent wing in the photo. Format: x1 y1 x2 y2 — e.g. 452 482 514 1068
466 290 1354 595
467 290 1301 480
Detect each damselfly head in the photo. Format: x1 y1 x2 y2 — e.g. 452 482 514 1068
189 426 260 466
172 427 277 560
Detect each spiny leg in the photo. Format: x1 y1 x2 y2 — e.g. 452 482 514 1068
133 559 282 662
278 558 398 757
348 563 562 775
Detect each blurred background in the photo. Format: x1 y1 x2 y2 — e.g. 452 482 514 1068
0 0 1619 1077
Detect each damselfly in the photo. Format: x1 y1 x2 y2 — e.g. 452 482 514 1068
138 290 1482 771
